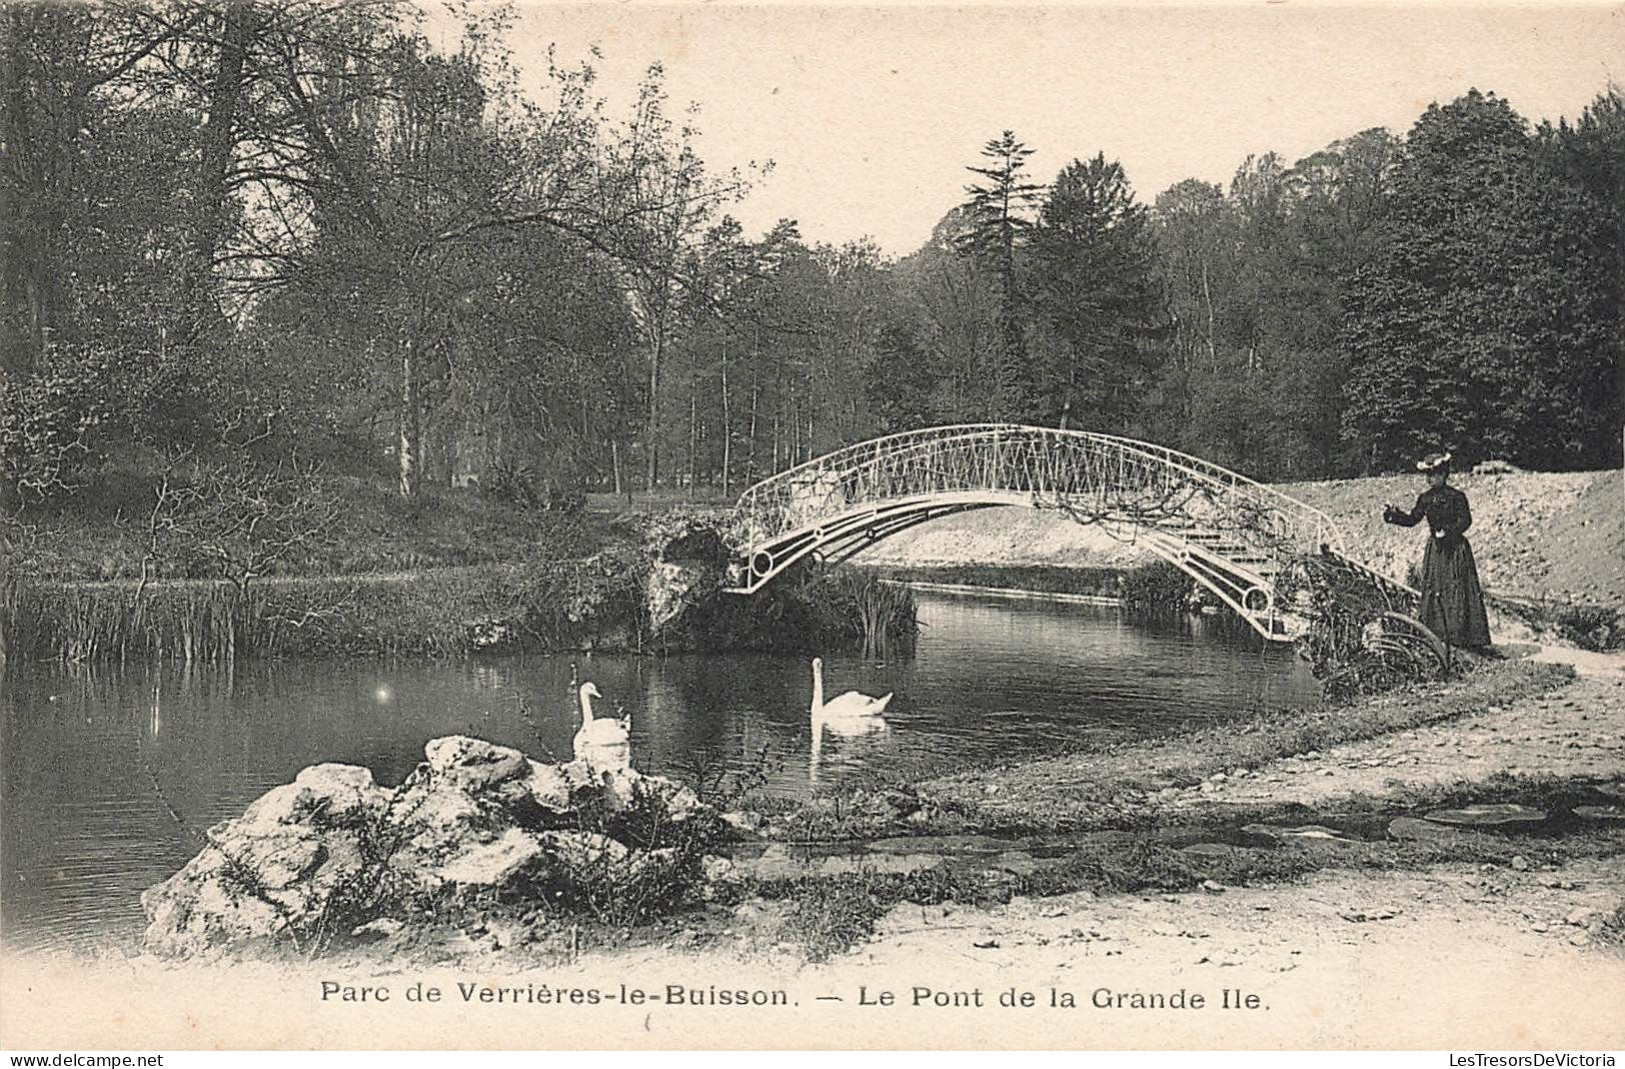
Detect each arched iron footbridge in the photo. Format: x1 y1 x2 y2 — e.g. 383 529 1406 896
725 424 1355 642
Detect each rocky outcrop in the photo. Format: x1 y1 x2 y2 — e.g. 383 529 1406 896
141 736 717 959
636 515 731 640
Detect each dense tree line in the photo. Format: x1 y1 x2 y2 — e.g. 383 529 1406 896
3 2 1620 525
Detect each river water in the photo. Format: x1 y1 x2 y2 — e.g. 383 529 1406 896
0 591 1319 954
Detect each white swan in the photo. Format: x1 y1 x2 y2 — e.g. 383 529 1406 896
809 713 888 785
572 682 631 772
810 657 891 720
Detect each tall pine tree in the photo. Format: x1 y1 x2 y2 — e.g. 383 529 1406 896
1027 154 1164 432
957 131 1044 417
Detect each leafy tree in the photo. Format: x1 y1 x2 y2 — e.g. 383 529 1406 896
592 66 757 491
1341 90 1620 471
1027 154 1164 431
867 324 938 434
894 209 1003 423
1148 179 1234 458
1540 85 1625 456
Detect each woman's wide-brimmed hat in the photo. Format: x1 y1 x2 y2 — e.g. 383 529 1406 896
1415 451 1452 473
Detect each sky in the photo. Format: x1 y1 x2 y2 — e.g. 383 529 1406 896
443 2 1624 257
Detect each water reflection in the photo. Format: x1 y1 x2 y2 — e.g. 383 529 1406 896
810 716 891 788
0 593 1318 953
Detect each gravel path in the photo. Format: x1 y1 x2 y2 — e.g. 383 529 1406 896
820 858 1625 1048
10 858 1617 1050
1168 661 1625 810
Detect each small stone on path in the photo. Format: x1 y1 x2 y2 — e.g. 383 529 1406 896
1423 803 1547 829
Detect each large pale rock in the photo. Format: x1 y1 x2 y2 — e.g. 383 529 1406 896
141 734 723 958
242 764 389 829
540 831 629 869
515 759 594 812
235 828 326 889
647 560 707 636
599 769 703 822
425 736 530 791
392 776 490 871
140 824 371 958
432 828 547 888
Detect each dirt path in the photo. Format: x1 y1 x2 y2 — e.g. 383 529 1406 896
6 858 1620 1049
817 858 1625 1048
1167 660 1625 811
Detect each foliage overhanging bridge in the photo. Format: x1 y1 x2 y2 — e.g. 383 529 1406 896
725 423 1360 642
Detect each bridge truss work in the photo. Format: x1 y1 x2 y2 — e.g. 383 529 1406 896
726 423 1354 642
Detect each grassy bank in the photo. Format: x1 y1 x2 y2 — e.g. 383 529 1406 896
864 562 1127 598
7 461 600 583
760 657 1577 841
2 557 916 663
730 655 1615 960
4 455 927 663
3 559 645 661
747 778 1625 962
924 658 1576 835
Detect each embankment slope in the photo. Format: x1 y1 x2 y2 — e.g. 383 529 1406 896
856 469 1623 605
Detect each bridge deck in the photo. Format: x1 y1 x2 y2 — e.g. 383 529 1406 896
726 424 1348 642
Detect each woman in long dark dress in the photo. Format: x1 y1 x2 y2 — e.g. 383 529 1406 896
1382 452 1492 650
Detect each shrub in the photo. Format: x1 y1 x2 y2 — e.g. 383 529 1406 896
0 361 107 505
1121 560 1194 614
765 867 996 962
483 458 541 509
866 563 1125 598
544 780 732 928
1552 604 1621 652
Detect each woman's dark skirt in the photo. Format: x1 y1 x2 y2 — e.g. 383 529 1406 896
1418 536 1492 649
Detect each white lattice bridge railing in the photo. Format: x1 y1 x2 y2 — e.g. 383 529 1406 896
725 424 1348 642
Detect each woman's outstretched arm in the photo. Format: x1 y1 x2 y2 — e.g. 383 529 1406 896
1384 495 1426 527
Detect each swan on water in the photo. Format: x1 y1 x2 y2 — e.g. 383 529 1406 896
810 657 891 720
808 659 889 786
573 682 631 772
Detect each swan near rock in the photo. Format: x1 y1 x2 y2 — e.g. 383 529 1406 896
572 682 632 773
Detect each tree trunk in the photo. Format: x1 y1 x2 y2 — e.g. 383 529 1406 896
720 345 731 497
187 2 255 346
1 12 35 378
645 322 664 491
788 382 799 465
2 11 59 378
1201 260 1218 369
745 366 758 486
399 339 420 498
687 340 699 493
